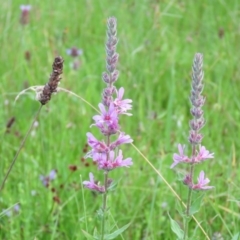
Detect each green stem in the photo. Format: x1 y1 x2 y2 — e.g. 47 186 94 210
183 144 197 240
101 171 109 240
100 135 110 240
0 105 43 192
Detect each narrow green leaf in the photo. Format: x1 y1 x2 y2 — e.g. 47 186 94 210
169 214 184 240
232 232 240 240
81 229 98 240
93 227 99 238
175 199 185 219
107 179 119 192
103 222 131 240
189 194 204 215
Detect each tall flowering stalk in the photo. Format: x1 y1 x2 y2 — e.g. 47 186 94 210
83 17 133 239
171 54 214 239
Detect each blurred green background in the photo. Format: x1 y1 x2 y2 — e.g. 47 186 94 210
0 0 239 239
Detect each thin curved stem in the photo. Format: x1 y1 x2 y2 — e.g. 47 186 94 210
0 105 43 192
58 87 99 113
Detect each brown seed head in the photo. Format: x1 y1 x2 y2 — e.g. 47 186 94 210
39 56 64 105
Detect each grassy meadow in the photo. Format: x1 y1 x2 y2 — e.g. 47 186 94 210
0 0 240 239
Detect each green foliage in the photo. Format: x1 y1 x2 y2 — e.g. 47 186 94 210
0 0 239 239
82 222 131 240
169 214 184 240
189 193 205 216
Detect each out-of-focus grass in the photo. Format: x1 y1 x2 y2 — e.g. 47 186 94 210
0 0 239 239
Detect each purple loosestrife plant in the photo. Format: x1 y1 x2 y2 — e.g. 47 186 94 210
171 53 214 239
82 17 133 239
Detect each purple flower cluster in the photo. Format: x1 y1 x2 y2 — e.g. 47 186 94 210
171 144 214 168
83 17 133 193
40 169 57 187
183 171 213 190
171 54 214 191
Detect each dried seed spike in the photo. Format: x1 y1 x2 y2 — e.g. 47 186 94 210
39 56 64 105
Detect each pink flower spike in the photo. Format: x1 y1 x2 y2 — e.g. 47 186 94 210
192 171 214 190
171 144 190 168
196 145 214 162
83 173 105 193
114 87 132 115
110 132 133 150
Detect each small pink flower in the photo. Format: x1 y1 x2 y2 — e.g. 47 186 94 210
92 103 119 135
110 132 133 150
114 87 132 115
94 103 118 124
86 132 109 153
92 152 107 163
97 150 132 171
83 173 105 193
112 150 132 168
171 144 191 168
192 171 214 190
196 145 214 162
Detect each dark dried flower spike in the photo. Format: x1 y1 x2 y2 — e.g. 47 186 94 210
6 117 15 129
5 117 16 134
39 56 64 105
